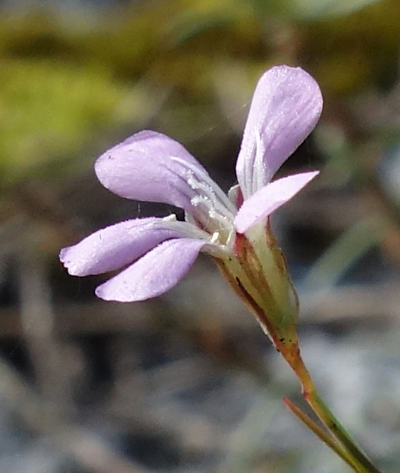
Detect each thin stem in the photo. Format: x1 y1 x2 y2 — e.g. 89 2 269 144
306 392 382 473
283 397 361 472
281 345 383 473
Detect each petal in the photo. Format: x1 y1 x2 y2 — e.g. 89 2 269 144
95 238 205 302
95 130 208 212
234 171 319 234
60 217 186 276
236 66 323 198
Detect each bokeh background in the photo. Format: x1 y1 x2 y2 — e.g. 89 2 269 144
0 0 399 472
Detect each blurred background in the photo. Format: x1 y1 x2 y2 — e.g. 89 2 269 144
0 0 399 472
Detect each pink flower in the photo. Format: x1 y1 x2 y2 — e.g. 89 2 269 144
60 65 322 305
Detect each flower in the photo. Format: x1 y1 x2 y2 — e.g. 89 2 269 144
60 65 322 345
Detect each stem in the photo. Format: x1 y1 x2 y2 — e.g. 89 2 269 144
306 392 382 473
283 397 361 472
281 345 383 473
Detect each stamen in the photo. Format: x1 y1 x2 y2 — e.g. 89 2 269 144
159 219 210 241
187 174 234 221
191 193 233 236
191 195 209 207
159 218 230 256
170 156 236 248
171 157 236 215
208 209 231 229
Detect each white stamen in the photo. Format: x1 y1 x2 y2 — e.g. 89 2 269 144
191 195 208 207
187 174 234 221
169 156 237 248
190 194 234 247
160 219 210 241
171 157 236 214
208 209 230 229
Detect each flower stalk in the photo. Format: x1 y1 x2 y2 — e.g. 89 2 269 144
274 316 381 473
283 397 361 471
304 390 382 473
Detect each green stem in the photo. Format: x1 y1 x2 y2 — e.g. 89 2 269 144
306 391 382 473
279 343 382 473
283 397 361 472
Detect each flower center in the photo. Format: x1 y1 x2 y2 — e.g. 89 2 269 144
171 157 236 247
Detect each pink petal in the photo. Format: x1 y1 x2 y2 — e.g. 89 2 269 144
60 217 184 276
95 130 207 212
95 238 205 302
236 66 323 197
234 171 319 233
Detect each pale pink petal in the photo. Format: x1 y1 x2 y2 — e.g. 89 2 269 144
60 217 185 276
95 238 205 302
95 130 208 212
234 171 319 233
236 66 322 197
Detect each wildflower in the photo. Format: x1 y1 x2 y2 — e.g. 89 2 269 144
60 65 322 348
